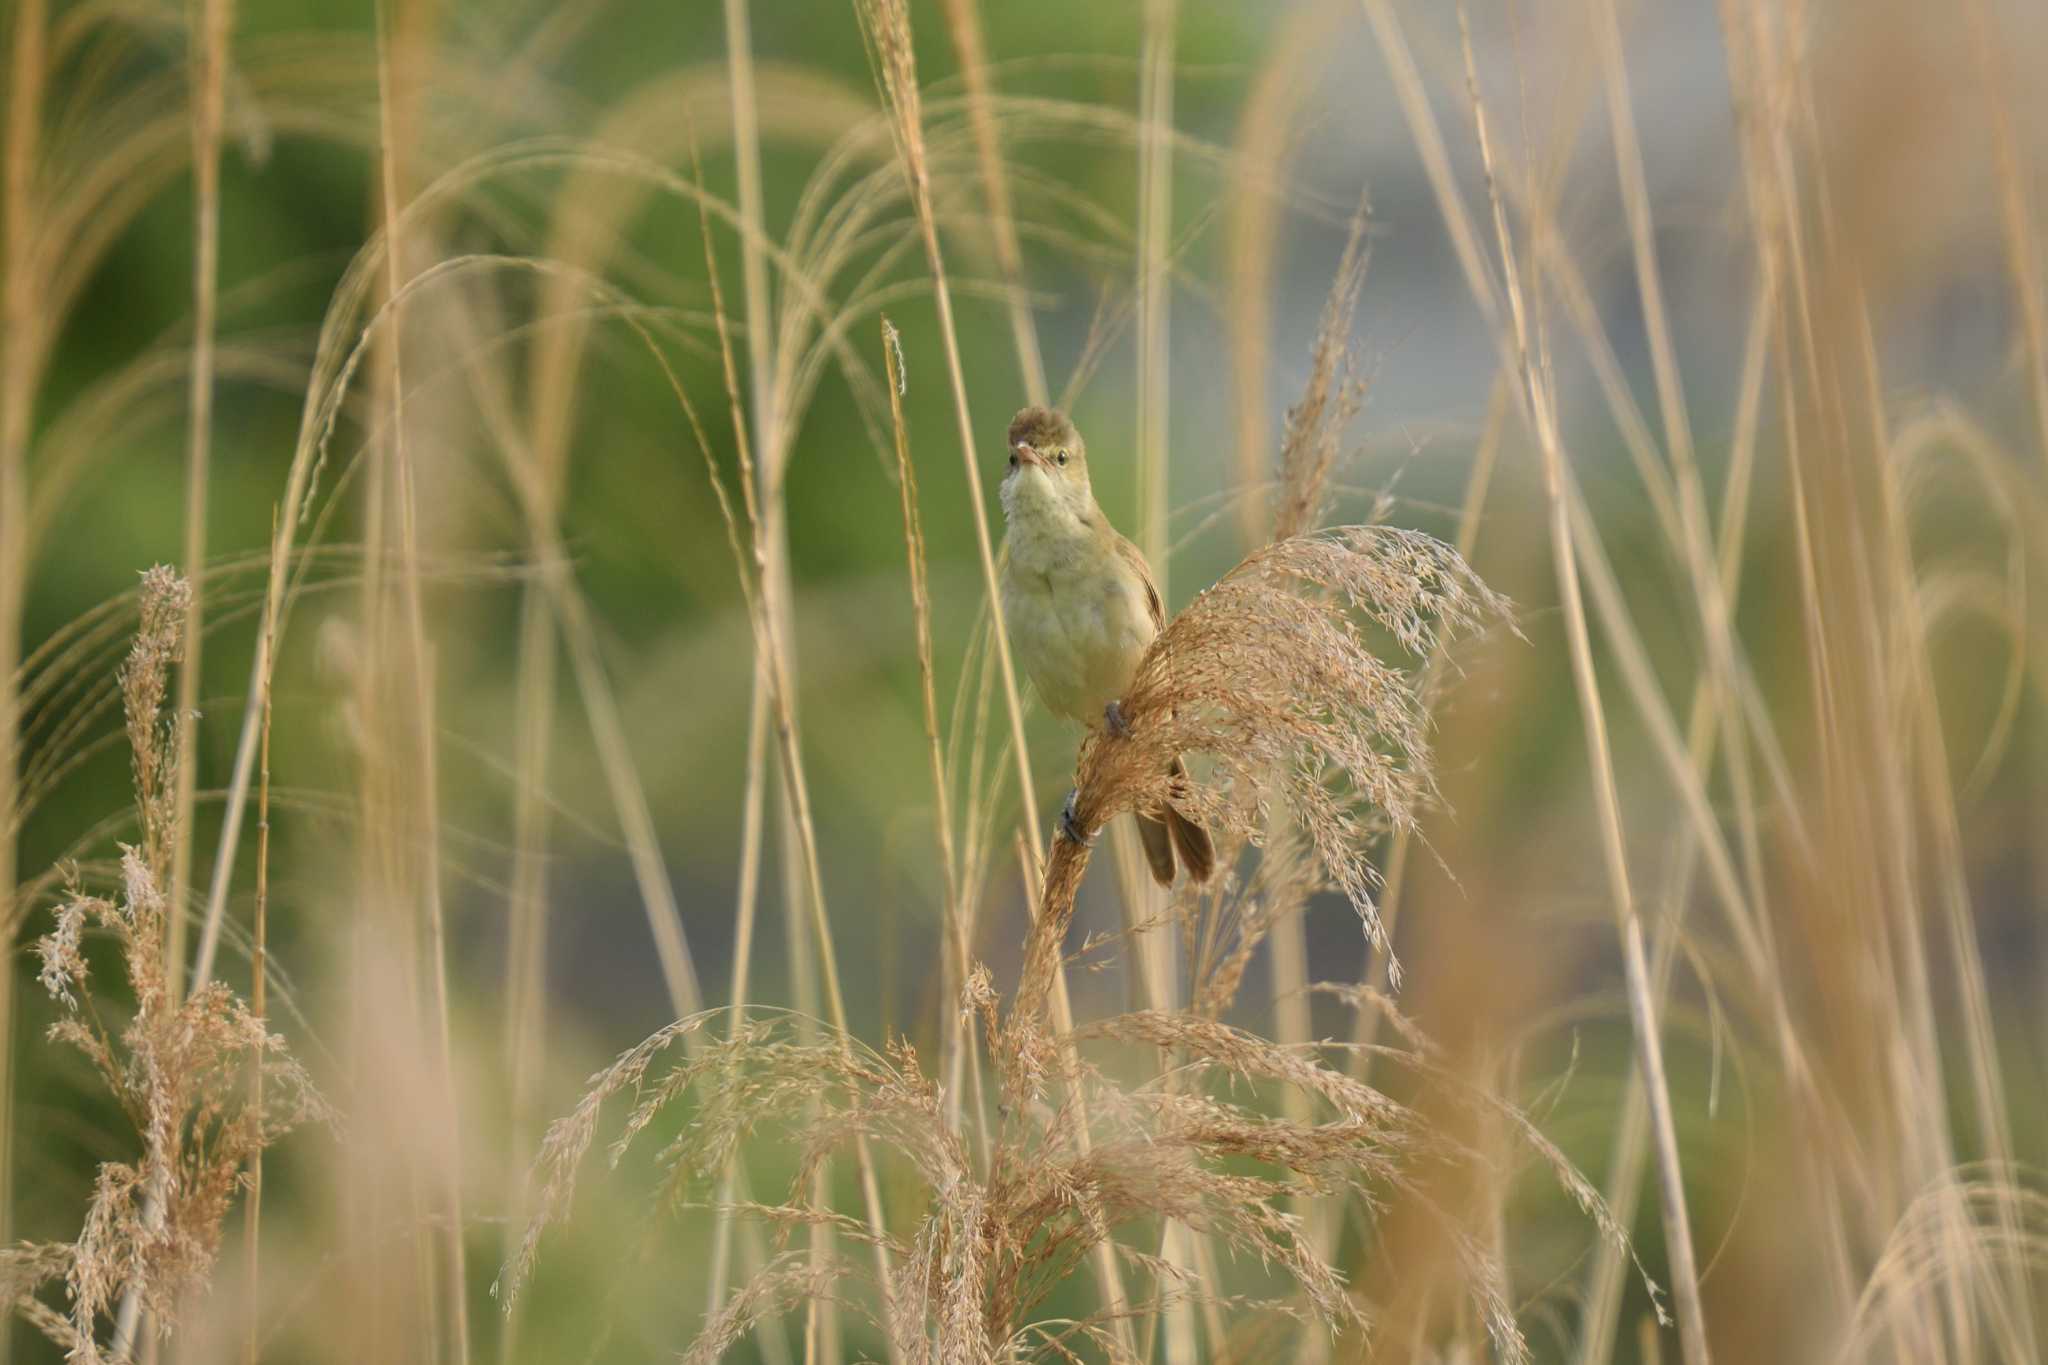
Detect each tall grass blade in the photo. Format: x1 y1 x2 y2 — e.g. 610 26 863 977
0 7 47 1356
167 0 235 1007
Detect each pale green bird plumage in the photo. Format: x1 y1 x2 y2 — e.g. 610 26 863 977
998 453 1157 726
997 406 1214 885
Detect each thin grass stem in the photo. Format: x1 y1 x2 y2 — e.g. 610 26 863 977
1446 8 1710 1359
1130 6 1203 1351
881 319 978 1140
705 679 771 1315
851 7 1139 1344
692 162 901 1359
938 0 1050 407
1959 0 2048 467
166 0 234 1007
0 7 46 1354
1576 270 1772 1365
241 514 275 1365
370 3 469 1351
1227 0 1349 550
710 16 840 1353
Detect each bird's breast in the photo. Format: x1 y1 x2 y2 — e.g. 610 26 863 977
1001 539 1156 727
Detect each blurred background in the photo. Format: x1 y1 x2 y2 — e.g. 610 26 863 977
5 0 2046 1360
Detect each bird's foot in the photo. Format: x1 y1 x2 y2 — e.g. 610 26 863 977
1059 789 1097 847
1104 699 1133 739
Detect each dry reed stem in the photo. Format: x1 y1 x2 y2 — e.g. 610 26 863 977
1721 11 1868 1199
1590 0 1755 793
417 264 745 1360
690 166 902 1354
368 3 469 1353
1725 7 2016 1351
1860 53 2039 1361
430 263 802 1360
1356 4 1738 1353
1241 177 1378 1365
0 8 49 1348
722 0 778 468
1562 480 1767 974
701 40 831 1340
183 135 868 993
349 25 417 1365
1470 18 1846 1338
500 136 580 1365
705 681 774 1323
1136 0 1176 587
708 5 787 1325
1576 271 1775 1365
937 0 1050 406
497 580 551 1365
1525 223 1809 864
1592 0 1693 488
439 304 716 1007
1855 315 2038 1361
852 0 1136 1342
31 569 326 1362
714 10 849 1348
1329 373 1506 1281
1958 0 2048 468
852 0 1045 866
1590 0 1797 930
242 523 274 1365
1445 7 1706 1360
1227 0 1350 550
881 320 976 1133
1131 7 1199 1353
166 0 234 1008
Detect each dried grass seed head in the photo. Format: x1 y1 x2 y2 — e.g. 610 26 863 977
1072 526 1512 985
23 566 329 1358
1272 200 1375 544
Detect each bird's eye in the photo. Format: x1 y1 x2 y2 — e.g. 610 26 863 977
1008 453 1019 470
1055 449 1069 466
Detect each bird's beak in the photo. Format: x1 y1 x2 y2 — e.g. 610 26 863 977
1013 441 1046 469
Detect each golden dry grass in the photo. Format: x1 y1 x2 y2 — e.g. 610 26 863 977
4 0 2047 1362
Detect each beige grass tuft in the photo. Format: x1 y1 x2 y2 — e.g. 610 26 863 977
22 567 326 1361
1016 524 1511 1018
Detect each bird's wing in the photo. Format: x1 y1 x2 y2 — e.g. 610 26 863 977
1109 530 1164 631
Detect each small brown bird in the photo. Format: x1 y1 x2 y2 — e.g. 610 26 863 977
998 405 1214 885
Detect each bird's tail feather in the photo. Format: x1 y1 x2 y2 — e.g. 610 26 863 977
1132 756 1215 887
1167 802 1214 885
1135 810 1177 886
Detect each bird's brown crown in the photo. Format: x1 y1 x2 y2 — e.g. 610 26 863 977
1006 406 1080 455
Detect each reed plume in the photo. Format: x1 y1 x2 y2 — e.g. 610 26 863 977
20 568 327 1361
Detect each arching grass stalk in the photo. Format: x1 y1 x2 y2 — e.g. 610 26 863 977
165 0 233 1006
850 0 1134 1345
692 152 903 1359
1446 9 1708 1361
0 7 51 1339
368 1 468 1352
937 0 1050 407
880 319 981 1151
704 3 801 1342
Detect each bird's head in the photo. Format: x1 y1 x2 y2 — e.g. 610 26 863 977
1001 406 1092 525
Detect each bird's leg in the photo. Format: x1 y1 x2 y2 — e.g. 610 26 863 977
1103 698 1133 739
1059 789 1096 847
